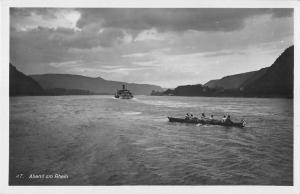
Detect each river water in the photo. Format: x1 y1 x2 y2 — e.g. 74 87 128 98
9 95 293 185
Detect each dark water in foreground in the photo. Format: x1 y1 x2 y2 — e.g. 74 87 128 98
9 95 293 185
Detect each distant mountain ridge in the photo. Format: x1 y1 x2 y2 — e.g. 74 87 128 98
10 64 163 96
156 45 294 98
30 74 163 95
243 46 293 97
204 67 270 90
10 45 293 98
204 46 293 96
239 67 269 89
204 71 259 90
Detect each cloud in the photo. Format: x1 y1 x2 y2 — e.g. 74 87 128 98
9 8 294 87
10 27 69 66
10 8 293 51
76 8 293 33
134 28 166 41
202 50 246 58
10 8 81 30
48 60 82 68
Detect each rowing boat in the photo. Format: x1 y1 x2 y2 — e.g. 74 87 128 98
167 117 245 128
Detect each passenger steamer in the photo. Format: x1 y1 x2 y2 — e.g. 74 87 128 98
114 84 133 99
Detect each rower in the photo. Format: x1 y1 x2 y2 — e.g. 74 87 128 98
191 114 198 120
241 119 246 126
225 115 233 124
201 113 206 119
209 115 214 120
222 115 226 122
185 113 190 120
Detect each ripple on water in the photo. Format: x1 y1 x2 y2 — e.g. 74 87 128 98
9 95 293 185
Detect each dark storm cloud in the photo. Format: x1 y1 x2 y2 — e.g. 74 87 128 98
10 24 129 72
76 8 293 32
10 8 32 17
11 25 126 51
10 8 293 50
9 8 293 87
10 27 70 65
10 8 58 20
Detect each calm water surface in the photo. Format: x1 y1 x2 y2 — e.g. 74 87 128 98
9 95 293 185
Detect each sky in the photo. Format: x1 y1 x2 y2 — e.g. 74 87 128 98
10 8 293 88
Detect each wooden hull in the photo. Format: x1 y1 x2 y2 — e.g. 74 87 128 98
168 117 245 128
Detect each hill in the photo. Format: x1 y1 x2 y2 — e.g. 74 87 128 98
243 46 294 98
10 64 45 96
204 68 269 90
30 74 163 95
157 45 294 98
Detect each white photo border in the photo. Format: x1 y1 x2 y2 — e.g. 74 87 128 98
1 0 299 194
